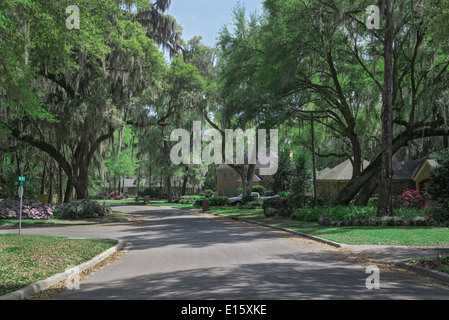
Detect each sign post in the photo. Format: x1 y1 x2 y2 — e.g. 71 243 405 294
18 176 25 235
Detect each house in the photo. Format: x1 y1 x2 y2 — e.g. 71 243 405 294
316 157 438 201
316 159 370 200
216 163 273 197
103 179 147 196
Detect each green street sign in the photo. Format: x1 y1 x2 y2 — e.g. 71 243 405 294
14 181 29 186
19 176 25 182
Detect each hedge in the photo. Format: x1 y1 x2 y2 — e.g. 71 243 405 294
209 197 229 206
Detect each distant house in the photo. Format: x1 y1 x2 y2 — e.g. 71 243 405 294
316 159 370 200
103 179 147 196
316 157 438 201
216 163 273 197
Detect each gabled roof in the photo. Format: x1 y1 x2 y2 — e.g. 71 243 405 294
317 159 370 181
318 156 437 182
413 159 439 182
103 179 146 188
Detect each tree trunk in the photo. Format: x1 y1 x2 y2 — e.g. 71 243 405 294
58 165 63 203
48 166 54 204
181 172 188 196
378 0 394 217
40 164 47 195
64 178 73 203
167 176 172 203
354 174 379 206
74 162 89 200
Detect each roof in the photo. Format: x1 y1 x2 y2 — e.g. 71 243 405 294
237 173 263 182
103 179 146 188
217 151 278 170
413 159 439 182
392 160 424 180
318 156 437 182
317 159 370 181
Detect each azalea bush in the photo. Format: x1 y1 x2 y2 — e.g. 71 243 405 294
53 200 111 220
392 189 449 226
0 199 54 220
395 189 432 209
109 191 124 200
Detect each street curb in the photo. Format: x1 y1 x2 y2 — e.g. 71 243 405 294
185 208 449 286
395 261 449 286
0 240 125 301
193 209 344 248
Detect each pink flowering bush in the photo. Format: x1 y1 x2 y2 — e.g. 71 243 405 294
109 191 124 200
0 199 54 220
394 189 444 225
395 189 432 209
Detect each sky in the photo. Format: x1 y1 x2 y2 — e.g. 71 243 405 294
166 0 264 48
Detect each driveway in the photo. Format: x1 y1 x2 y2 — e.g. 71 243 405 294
2 205 449 300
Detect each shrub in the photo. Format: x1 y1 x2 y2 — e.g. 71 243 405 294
262 197 292 217
0 199 54 220
138 188 160 198
428 148 449 203
209 197 229 206
179 195 205 206
240 200 263 209
290 205 435 227
251 185 266 196
236 186 266 196
242 195 256 204
395 189 431 209
194 196 206 206
426 205 449 227
109 191 124 200
53 200 111 220
200 190 215 198
291 207 321 222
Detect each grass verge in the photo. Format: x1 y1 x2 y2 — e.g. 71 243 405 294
200 206 449 247
0 234 118 296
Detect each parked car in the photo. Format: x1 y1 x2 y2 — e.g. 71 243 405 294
260 194 279 201
226 192 260 206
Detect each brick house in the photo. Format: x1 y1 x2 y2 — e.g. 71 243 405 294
216 163 273 197
316 157 437 201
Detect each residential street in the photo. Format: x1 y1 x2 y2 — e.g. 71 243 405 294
2 205 449 300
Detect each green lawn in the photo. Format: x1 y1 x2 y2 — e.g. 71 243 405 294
0 234 118 296
196 206 449 247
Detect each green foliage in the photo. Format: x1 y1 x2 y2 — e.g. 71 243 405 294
290 205 433 227
428 149 449 204
53 200 111 220
239 200 263 209
251 185 266 196
209 196 229 206
179 195 204 206
262 197 292 217
200 190 215 198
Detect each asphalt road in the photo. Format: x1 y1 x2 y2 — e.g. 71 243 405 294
3 205 449 300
